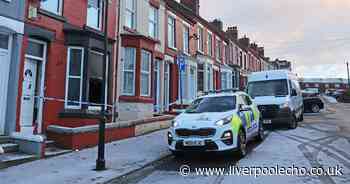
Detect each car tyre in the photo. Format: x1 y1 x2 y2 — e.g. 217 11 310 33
237 129 247 158
256 120 265 141
289 115 298 129
298 113 304 122
311 104 320 113
171 151 184 158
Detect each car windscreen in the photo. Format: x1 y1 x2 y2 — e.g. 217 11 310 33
248 79 289 98
185 96 236 113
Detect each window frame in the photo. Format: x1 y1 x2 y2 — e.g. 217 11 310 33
87 0 103 30
148 6 159 39
197 26 204 53
65 47 85 109
207 32 213 57
40 0 63 15
122 47 136 96
183 24 190 55
125 0 136 29
167 15 176 49
140 50 152 97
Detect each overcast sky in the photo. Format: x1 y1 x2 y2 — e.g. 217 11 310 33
200 0 350 79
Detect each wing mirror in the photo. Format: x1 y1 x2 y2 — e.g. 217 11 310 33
291 89 298 96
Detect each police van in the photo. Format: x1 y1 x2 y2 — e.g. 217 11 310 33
247 70 303 129
167 90 264 157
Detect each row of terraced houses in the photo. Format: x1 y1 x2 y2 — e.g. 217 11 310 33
0 0 280 156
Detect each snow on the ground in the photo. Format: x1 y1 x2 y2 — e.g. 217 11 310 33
0 130 171 184
322 95 338 104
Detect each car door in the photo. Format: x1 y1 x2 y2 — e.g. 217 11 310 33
238 95 254 139
243 95 259 138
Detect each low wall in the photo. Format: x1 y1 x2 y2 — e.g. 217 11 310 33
47 115 174 150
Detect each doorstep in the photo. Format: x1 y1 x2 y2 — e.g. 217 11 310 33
47 115 174 150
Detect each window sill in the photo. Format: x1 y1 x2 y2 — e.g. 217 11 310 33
59 109 111 119
123 26 137 34
167 46 177 52
38 9 66 22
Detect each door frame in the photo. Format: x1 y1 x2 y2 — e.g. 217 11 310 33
0 32 12 135
23 38 47 134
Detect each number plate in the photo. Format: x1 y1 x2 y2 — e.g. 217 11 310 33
263 120 272 124
183 140 205 147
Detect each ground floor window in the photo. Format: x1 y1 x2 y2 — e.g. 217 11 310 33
122 47 136 95
197 64 204 93
141 50 151 97
65 47 108 110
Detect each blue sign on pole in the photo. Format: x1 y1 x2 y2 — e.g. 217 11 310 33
177 54 186 72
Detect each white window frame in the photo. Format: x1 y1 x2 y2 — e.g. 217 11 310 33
197 26 204 53
122 47 136 96
216 37 222 61
207 32 213 57
40 0 63 15
65 47 85 109
183 24 190 55
125 0 136 29
87 0 103 30
148 6 159 39
167 15 176 49
140 50 152 97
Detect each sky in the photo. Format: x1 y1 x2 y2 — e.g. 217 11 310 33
200 0 350 79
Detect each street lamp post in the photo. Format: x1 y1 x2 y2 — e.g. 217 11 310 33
347 62 350 89
96 0 109 171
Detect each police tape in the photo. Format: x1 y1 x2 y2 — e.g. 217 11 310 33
22 95 115 108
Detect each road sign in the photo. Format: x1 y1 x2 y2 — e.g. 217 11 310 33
177 54 186 72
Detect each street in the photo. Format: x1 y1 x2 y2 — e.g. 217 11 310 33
108 100 350 184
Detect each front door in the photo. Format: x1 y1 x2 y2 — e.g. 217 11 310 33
0 34 11 135
153 60 161 112
163 62 170 111
20 59 38 134
20 39 46 135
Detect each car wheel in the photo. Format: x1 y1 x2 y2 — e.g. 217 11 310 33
311 104 320 113
256 120 265 141
289 116 298 129
298 113 304 122
171 151 184 158
237 129 247 158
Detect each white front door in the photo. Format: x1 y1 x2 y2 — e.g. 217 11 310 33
0 34 11 135
163 62 170 111
20 59 38 134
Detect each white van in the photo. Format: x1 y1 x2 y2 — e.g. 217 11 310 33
247 70 303 129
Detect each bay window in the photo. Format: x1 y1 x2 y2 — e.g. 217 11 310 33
183 25 190 54
40 0 62 15
221 72 227 90
149 6 159 39
65 47 84 109
167 16 176 49
141 50 151 96
125 0 136 29
122 47 136 95
87 0 103 30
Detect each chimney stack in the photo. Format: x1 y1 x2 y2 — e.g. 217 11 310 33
226 26 238 41
258 47 265 57
210 19 223 31
180 0 200 15
238 36 250 49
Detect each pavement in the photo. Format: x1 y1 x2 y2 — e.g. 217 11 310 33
0 130 171 184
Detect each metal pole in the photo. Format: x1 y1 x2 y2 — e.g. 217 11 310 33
96 0 109 171
346 62 350 89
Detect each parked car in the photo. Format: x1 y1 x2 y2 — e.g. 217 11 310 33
303 97 324 113
168 91 264 158
247 70 304 129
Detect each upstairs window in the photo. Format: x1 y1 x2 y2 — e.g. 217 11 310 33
197 27 204 52
207 33 213 57
183 25 190 54
40 0 62 15
87 0 103 30
216 39 222 61
167 16 176 49
125 0 136 29
149 6 159 39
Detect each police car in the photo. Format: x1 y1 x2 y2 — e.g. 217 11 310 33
167 90 264 157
